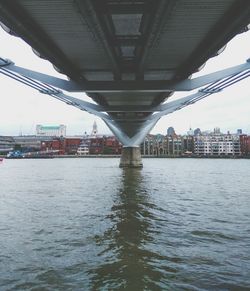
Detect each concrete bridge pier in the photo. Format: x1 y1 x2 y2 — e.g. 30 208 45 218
119 146 143 168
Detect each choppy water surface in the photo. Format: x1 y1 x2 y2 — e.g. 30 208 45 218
0 158 250 290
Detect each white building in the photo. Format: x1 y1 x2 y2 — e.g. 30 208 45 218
77 143 89 155
194 131 241 156
36 124 66 137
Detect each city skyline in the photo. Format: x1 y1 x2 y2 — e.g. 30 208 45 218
1 121 247 137
1 123 248 158
0 27 250 136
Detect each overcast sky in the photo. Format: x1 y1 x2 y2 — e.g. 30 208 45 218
0 27 249 136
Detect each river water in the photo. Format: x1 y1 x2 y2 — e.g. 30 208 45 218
0 158 250 290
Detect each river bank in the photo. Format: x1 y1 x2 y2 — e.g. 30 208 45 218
55 154 250 159
1 154 250 159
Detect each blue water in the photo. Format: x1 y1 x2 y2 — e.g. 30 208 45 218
0 158 250 290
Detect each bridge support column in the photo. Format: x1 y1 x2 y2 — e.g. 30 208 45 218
119 146 143 168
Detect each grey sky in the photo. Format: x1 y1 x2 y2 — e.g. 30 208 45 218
0 28 249 136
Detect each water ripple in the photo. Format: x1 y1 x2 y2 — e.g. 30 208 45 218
0 158 250 290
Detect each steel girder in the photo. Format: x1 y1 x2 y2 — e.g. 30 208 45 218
1 58 249 93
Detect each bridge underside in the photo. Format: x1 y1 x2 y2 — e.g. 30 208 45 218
0 0 250 166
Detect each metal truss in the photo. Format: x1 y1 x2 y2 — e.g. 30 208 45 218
1 57 250 146
0 58 249 93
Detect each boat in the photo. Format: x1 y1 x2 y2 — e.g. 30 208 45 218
6 151 54 159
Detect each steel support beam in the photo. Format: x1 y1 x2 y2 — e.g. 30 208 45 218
104 118 159 147
1 58 249 93
0 60 83 92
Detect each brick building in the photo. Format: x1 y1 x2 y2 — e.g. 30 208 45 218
41 137 81 155
77 135 122 155
240 135 250 156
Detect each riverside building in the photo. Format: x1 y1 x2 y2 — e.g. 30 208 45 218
13 136 52 152
141 134 183 156
41 137 82 155
194 129 241 156
2 125 248 157
240 135 250 156
0 136 15 154
36 124 66 137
